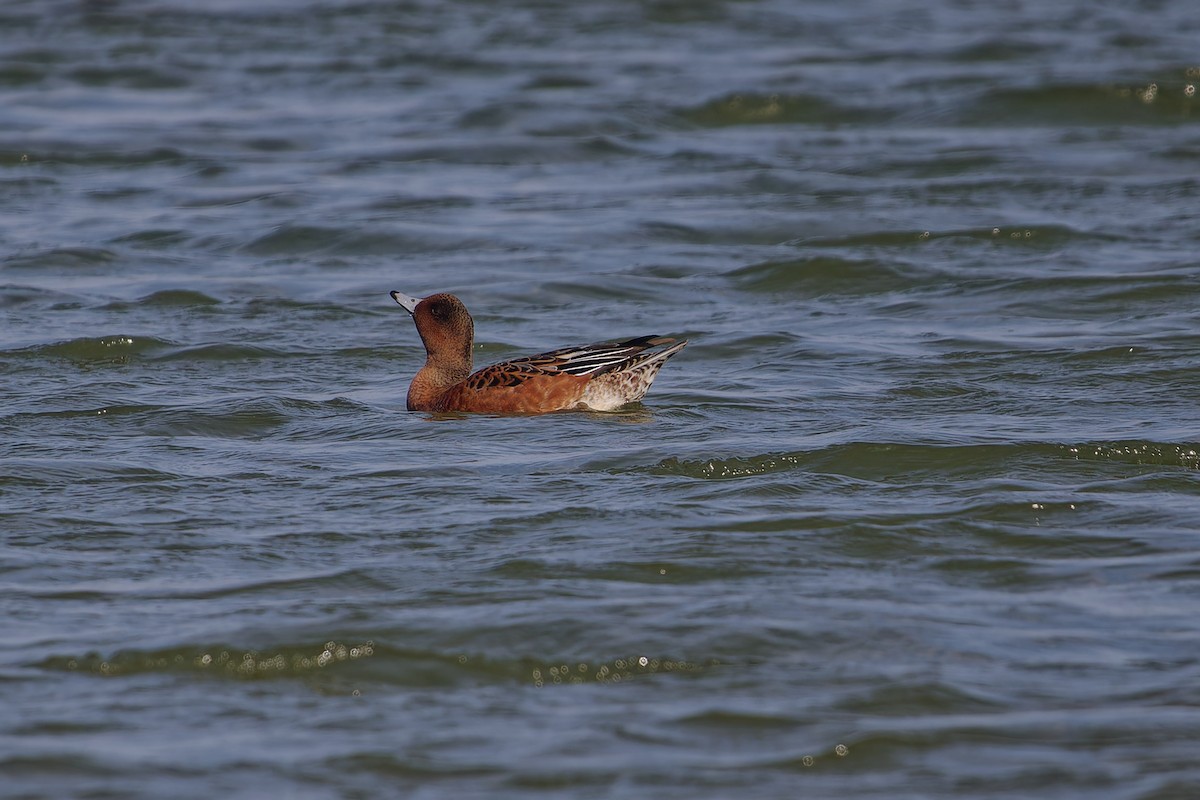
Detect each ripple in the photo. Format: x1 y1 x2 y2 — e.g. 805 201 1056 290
106 229 191 249
522 73 596 91
240 224 351 255
123 400 293 438
0 284 80 308
1068 441 1200 470
959 81 1200 125
37 641 715 690
239 224 469 256
0 62 46 87
648 451 809 480
0 458 179 486
1 396 302 438
21 147 196 168
102 289 221 309
366 193 475 211
68 65 189 90
792 224 1098 251
40 639 379 680
3 247 119 270
488 557 766 584
150 342 286 362
679 91 882 127
729 256 923 295
674 708 799 730
833 681 1006 716
10 335 174 362
641 440 1200 481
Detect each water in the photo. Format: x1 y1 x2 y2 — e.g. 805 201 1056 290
3 0 1200 797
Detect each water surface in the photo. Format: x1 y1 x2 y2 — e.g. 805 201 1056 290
3 1 1200 797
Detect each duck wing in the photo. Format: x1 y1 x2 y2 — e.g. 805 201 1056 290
463 336 682 390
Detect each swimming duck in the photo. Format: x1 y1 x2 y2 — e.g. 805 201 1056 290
391 290 687 413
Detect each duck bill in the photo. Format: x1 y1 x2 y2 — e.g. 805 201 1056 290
390 290 423 314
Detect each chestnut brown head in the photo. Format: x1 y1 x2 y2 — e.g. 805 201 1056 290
390 290 474 367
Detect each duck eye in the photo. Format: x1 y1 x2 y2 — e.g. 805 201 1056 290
429 300 449 321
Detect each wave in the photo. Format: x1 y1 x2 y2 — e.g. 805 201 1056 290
3 247 119 270
0 396 338 440
0 457 180 485
642 440 1200 480
239 223 487 256
729 256 924 295
790 224 1102 251
105 229 191 249
678 91 884 127
147 342 289 362
101 289 221 309
4 336 301 364
37 640 716 688
9 335 174 362
0 283 84 308
958 81 1199 125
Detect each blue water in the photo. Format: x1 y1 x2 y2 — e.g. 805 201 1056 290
3 1 1200 797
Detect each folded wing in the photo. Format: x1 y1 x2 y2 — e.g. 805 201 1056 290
464 336 684 390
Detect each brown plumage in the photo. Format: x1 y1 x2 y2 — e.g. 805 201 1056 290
391 291 687 413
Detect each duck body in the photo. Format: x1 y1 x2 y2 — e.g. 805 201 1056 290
391 291 687 414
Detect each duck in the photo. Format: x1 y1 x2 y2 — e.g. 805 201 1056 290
391 290 687 413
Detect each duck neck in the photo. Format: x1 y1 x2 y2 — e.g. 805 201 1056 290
407 358 471 411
